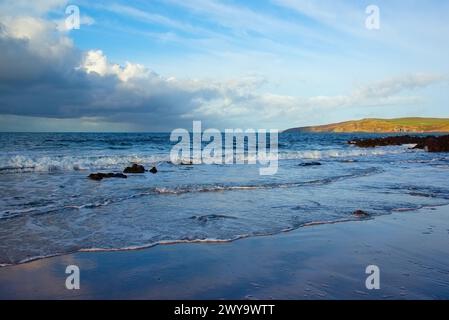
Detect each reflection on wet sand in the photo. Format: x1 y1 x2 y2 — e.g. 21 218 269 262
1 205 449 299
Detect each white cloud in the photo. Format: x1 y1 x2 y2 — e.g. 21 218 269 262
81 50 110 77
1 16 74 57
0 0 68 16
165 0 330 45
185 73 444 125
353 74 445 99
81 50 152 82
103 3 200 34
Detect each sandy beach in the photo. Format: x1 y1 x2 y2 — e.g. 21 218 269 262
1 204 448 300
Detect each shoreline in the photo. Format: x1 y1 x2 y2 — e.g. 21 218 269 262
0 202 442 269
1 204 449 299
0 217 356 269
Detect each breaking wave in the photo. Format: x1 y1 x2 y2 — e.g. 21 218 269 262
0 167 383 221
0 216 365 266
150 167 382 195
0 154 169 173
0 146 413 173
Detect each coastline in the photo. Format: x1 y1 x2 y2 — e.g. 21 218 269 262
1 205 449 299
284 117 449 133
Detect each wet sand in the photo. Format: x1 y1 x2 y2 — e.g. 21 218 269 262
1 205 449 299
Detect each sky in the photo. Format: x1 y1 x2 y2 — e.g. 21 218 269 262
0 0 448 132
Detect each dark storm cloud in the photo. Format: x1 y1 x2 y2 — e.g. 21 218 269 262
0 19 265 129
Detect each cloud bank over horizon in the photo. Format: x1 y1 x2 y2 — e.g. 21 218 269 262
0 0 448 131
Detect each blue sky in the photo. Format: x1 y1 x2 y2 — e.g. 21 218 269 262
0 0 448 131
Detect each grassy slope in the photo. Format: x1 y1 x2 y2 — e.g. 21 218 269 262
285 117 449 133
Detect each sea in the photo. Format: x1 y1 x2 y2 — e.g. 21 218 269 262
1 132 449 266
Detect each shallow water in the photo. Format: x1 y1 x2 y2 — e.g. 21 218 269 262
1 132 449 266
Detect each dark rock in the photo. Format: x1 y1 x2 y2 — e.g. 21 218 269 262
88 173 103 181
353 210 369 217
349 135 449 153
190 214 237 223
149 166 158 174
424 136 449 152
88 173 127 181
299 162 322 167
123 164 145 173
349 135 426 148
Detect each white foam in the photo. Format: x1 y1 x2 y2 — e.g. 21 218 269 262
0 146 414 173
0 154 170 173
79 236 249 253
279 146 413 160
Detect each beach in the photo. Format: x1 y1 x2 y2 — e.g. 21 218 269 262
1 204 448 300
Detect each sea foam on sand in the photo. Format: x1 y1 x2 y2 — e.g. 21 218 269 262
0 204 448 299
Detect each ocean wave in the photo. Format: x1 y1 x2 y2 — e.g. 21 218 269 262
0 204 65 220
218 146 412 163
150 167 383 195
0 219 343 266
0 235 253 266
279 146 416 160
0 208 36 220
0 145 413 173
1 202 446 267
79 236 248 253
0 154 169 173
15 253 66 266
0 214 386 267
0 167 383 221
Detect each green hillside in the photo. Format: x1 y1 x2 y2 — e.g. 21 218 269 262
285 118 449 133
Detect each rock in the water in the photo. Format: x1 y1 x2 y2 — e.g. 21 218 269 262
190 214 237 223
123 164 145 173
353 210 369 217
88 173 127 181
149 166 158 174
349 135 449 153
299 162 322 167
349 135 427 148
88 173 103 181
424 136 449 152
